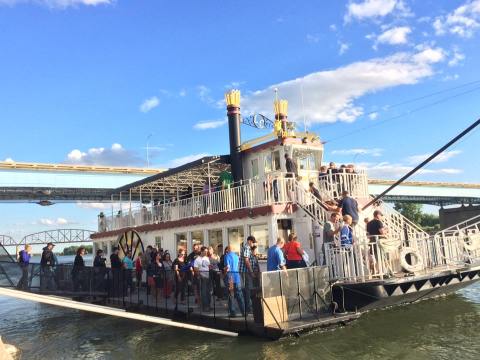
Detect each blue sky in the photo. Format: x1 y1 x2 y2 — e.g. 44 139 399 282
1 0 480 240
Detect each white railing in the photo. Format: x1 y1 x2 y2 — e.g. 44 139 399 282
325 231 476 282
434 214 480 266
293 179 330 225
100 177 298 232
381 203 430 242
318 170 369 200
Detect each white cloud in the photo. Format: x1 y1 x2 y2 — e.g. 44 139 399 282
0 0 113 8
448 48 466 66
358 161 462 178
77 202 109 210
306 34 320 43
243 47 445 124
433 0 480 38
197 85 214 105
66 143 145 166
3 157 14 163
139 96 160 113
179 89 187 97
329 24 337 31
339 42 350 55
332 148 383 157
368 112 379 120
406 150 462 165
376 26 411 45
163 153 210 168
193 119 227 130
38 217 74 226
345 0 410 21
442 74 460 81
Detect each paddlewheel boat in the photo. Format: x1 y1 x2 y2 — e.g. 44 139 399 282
90 90 480 336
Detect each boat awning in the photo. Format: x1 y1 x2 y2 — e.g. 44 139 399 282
110 155 231 200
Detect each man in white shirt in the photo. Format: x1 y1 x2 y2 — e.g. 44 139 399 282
194 246 211 311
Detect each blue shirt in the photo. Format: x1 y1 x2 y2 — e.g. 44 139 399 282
338 196 359 222
267 245 286 271
340 225 353 247
122 256 134 270
224 252 241 284
18 250 31 265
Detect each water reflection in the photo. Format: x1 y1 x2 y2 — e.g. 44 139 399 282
1 284 479 359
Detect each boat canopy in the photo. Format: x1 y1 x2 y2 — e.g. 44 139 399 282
110 155 231 201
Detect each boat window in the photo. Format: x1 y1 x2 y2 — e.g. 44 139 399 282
175 233 187 252
191 230 204 249
251 158 259 179
249 223 268 258
272 150 281 171
208 229 223 253
155 236 162 250
264 153 272 173
228 226 244 253
294 149 319 171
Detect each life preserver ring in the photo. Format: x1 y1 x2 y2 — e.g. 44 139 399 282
462 234 480 251
400 247 423 273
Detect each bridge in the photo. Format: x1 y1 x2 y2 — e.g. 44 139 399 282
0 161 479 206
0 229 95 247
0 161 163 202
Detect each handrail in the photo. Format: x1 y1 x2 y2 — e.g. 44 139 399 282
101 177 296 232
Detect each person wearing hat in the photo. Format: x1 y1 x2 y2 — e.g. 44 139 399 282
40 242 56 291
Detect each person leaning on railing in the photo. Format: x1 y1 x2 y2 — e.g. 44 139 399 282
16 244 32 290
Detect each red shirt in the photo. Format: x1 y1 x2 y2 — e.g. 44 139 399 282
284 241 302 261
135 257 142 272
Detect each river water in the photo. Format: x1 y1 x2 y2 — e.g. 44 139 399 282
1 282 480 359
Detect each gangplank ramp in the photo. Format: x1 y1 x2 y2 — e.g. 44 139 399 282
0 288 237 337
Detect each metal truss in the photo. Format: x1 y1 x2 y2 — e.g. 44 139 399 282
14 229 96 246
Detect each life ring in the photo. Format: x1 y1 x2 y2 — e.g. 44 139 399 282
462 234 480 252
400 247 423 273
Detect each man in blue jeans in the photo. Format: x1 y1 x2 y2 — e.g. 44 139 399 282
224 248 245 317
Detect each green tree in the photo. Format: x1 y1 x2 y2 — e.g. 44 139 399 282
394 202 440 233
394 202 423 224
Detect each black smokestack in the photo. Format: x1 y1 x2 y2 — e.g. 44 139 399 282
225 90 243 183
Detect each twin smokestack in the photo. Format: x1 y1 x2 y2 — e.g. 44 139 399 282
224 90 289 184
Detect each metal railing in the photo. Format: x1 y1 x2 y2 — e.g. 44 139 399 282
325 232 479 282
293 179 330 225
434 214 480 266
381 203 430 242
0 260 332 332
100 177 299 232
317 171 369 200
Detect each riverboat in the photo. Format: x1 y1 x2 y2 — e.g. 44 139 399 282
90 90 480 337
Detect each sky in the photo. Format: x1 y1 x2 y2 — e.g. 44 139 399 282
1 0 480 240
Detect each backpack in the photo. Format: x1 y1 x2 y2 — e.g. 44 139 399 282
18 250 24 264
